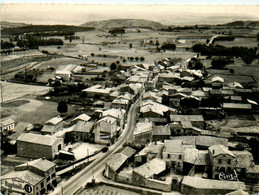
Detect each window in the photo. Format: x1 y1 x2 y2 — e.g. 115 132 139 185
47 176 50 182
167 154 170 158
41 182 44 188
218 159 222 164
58 144 61 151
52 173 56 178
227 159 231 164
178 155 182 160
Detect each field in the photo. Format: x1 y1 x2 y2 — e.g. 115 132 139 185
0 81 50 102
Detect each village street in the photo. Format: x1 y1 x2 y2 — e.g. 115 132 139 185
50 97 141 195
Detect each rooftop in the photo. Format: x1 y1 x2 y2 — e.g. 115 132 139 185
73 121 94 133
2 170 44 186
182 176 245 190
1 118 15 126
164 140 184 153
223 103 252 109
170 115 204 122
45 116 63 125
13 121 32 133
16 158 55 172
134 122 153 136
102 109 126 119
72 114 91 122
209 145 235 157
153 125 171 136
17 133 62 146
134 158 166 179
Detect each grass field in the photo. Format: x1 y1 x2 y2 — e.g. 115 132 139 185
0 81 50 102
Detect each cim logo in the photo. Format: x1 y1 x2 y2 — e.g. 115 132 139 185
219 170 238 181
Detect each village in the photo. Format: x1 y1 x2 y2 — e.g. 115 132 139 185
1 18 259 195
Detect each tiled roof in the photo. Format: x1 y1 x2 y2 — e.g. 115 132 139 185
72 114 91 122
232 151 254 169
73 121 94 133
153 125 170 136
164 140 184 153
2 170 44 186
46 116 63 125
1 118 15 126
182 176 245 190
209 145 235 157
170 115 204 122
106 153 128 172
121 147 136 157
16 158 55 172
134 158 166 178
17 133 61 146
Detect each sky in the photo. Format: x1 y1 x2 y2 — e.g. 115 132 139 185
1 3 259 26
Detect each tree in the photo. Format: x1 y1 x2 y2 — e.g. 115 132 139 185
129 57 134 61
140 57 145 62
57 101 68 114
129 43 132 49
91 53 95 57
110 62 117 71
116 60 120 64
155 40 160 50
229 69 234 74
135 57 139 61
122 58 126 63
161 43 176 51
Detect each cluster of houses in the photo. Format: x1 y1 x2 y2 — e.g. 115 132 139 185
1 55 259 194
103 57 259 194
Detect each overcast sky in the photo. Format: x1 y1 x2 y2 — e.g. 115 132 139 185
1 4 259 25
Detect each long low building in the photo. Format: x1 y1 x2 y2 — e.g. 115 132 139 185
181 176 246 194
17 133 63 160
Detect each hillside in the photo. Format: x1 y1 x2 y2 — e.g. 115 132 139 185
0 21 29 29
220 20 259 27
80 19 164 29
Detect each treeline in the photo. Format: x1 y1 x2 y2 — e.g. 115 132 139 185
17 38 64 49
2 25 95 36
108 28 125 35
1 41 15 49
213 36 235 43
192 44 258 64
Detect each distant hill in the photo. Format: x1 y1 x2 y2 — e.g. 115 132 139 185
0 21 29 29
1 25 95 36
220 20 259 27
80 19 164 29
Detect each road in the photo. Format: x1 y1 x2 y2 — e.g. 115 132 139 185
50 97 140 195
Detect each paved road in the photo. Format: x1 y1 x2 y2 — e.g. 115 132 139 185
50 98 140 195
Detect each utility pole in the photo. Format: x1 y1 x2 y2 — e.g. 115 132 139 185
0 83 3 103
87 148 89 162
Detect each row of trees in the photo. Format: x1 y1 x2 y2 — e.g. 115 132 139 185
211 57 234 69
17 37 64 49
192 43 257 65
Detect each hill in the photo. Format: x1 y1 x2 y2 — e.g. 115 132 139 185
220 20 259 27
80 19 164 29
0 21 29 29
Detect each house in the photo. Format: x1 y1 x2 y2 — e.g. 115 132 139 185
94 116 118 144
66 121 94 142
171 136 228 150
132 158 171 191
142 91 162 103
162 140 195 173
134 142 164 165
17 133 63 160
71 114 91 125
208 145 235 179
181 176 246 195
41 116 63 135
82 85 112 98
101 108 126 131
133 122 153 144
152 125 171 141
183 148 209 175
55 70 71 81
104 147 136 181
1 158 57 195
208 145 255 180
112 98 130 111
1 118 15 132
140 100 177 118
169 115 205 136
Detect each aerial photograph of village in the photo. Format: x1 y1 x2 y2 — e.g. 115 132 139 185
0 1 259 195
